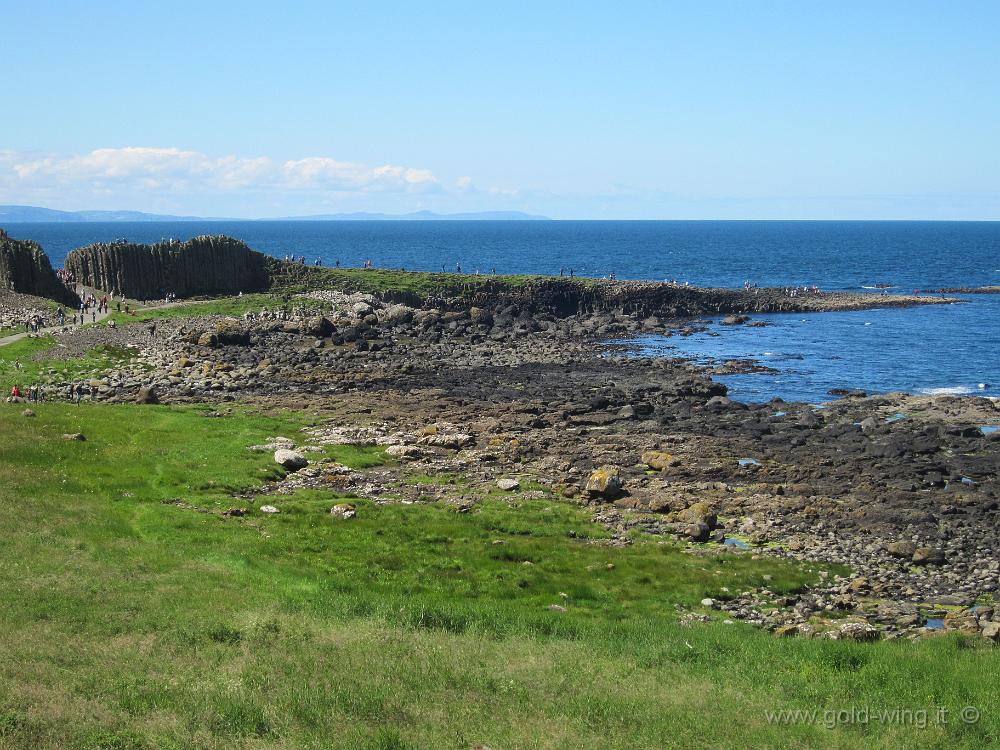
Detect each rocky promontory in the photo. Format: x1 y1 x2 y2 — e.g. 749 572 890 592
64 235 278 300
60 234 956 318
0 229 77 306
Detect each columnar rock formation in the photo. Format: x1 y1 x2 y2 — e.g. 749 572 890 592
0 229 78 305
64 236 277 300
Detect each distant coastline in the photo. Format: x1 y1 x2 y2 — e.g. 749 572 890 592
0 205 550 223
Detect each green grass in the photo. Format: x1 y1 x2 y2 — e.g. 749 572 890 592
0 402 997 749
271 265 598 297
0 335 137 392
104 294 289 327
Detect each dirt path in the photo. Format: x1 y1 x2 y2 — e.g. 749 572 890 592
0 295 201 349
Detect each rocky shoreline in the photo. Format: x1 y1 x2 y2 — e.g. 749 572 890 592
9 283 994 644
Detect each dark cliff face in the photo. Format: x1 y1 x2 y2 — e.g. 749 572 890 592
412 279 825 318
64 236 276 300
0 229 78 305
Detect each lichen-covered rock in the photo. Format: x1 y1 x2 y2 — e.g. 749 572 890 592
674 502 718 529
640 450 674 470
585 466 623 498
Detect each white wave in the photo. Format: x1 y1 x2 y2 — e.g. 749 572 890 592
919 386 976 396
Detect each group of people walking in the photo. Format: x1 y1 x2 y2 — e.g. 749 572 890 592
7 384 45 403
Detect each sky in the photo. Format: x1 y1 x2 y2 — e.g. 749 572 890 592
0 1 998 219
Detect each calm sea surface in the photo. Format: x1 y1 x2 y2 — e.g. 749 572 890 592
6 220 999 403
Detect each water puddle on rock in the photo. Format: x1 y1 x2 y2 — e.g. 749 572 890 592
981 425 999 436
925 618 945 630
724 537 749 549
737 458 761 467
885 413 907 423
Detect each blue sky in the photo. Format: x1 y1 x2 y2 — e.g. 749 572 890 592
1 1 997 218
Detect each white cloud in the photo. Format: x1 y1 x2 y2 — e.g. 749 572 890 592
4 146 439 196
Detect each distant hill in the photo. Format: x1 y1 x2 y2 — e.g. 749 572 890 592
0 205 550 223
275 210 551 221
0 205 223 223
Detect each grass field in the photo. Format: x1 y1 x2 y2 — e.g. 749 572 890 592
0 402 997 749
0 335 137 393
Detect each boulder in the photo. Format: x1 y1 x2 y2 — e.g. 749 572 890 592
418 432 475 449
839 622 880 641
135 386 159 404
496 478 520 491
641 450 673 470
981 621 1000 641
675 502 717 529
330 503 356 520
259 505 280 514
274 449 308 470
62 433 85 441
912 547 945 565
584 466 623 499
886 540 917 558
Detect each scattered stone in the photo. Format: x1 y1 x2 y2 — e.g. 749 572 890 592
496 478 520 491
259 505 280 514
21 409 35 417
274 449 308 470
62 433 85 441
330 503 357 519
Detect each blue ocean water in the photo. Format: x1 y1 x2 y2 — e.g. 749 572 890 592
4 220 999 403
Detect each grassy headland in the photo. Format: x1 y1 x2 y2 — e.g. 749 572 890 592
0 402 997 749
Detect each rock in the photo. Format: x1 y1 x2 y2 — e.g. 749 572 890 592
848 577 870 593
719 315 749 326
680 522 711 542
274 449 308 470
675 502 717 529
839 622 880 641
886 540 917 558
640 450 673 470
330 503 356 519
222 508 247 517
496 478 520 491
259 505 280 514
943 611 979 635
385 444 424 459
584 466 624 498
135 386 159 404
548 604 567 613
912 547 945 565
981 621 1000 641
774 624 799 637
418 432 475 449
21 409 35 417
700 598 716 608
62 433 85 441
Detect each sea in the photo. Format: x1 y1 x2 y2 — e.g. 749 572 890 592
5 220 999 404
